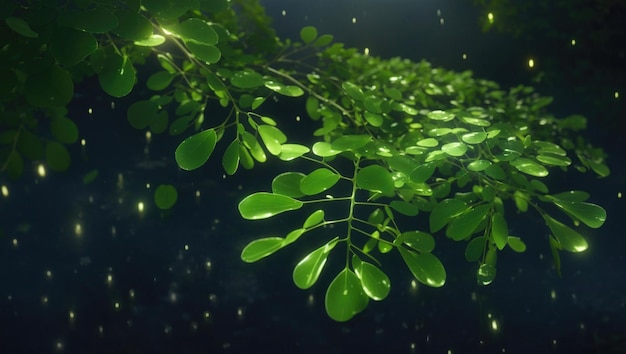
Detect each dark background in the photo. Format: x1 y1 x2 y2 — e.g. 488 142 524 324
1 1 624 353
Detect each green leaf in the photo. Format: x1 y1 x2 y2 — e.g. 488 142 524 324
429 198 468 233
507 236 527 252
50 117 79 144
45 141 71 172
390 200 419 216
544 215 589 252
467 159 492 171
510 158 549 177
300 26 318 44
491 212 508 250
356 165 395 197
5 16 38 38
238 192 303 220
264 81 304 97
441 142 468 156
165 18 218 45
416 138 439 147
549 199 606 229
446 204 490 241
331 135 371 151
461 132 487 144
82 170 99 184
355 261 390 301
258 125 287 155
314 34 334 47
278 144 310 161
231 70 264 89
98 54 136 98
25 64 74 107
51 28 97 66
342 81 364 101
398 248 446 287
465 236 486 262
536 154 571 166
154 184 178 209
293 239 337 289
300 168 340 195
312 142 342 157
410 162 435 183
325 268 369 322
187 42 221 64
134 34 166 46
284 228 306 246
272 172 306 198
395 231 435 252
147 71 176 91
222 140 240 175
303 210 325 228
364 112 383 127
427 110 455 121
112 10 153 41
550 191 589 202
175 129 217 171
241 237 286 263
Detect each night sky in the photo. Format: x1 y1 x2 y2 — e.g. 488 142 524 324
1 1 625 353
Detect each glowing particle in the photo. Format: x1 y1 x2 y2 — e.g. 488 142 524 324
88 107 93 114
203 311 211 319
440 18 444 25
295 115 301 122
137 202 145 213
237 307 244 318
618 192 622 199
364 47 369 55
145 131 152 143
45 270 53 279
615 91 619 99
114 302 120 309
487 12 494 24
106 274 113 285
307 294 315 306
281 10 286 16
55 340 64 351
571 39 576 46
491 319 499 331
195 190 201 198
550 289 557 300
81 139 86 146
68 310 76 320
352 17 357 24
110 101 115 109
41 296 49 305
12 238 18 247
74 223 82 237
528 58 535 68
37 164 46 177
184 244 189 251
1 185 8 197
462 53 467 60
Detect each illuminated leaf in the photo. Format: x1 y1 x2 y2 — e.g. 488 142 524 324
300 168 340 195
241 237 285 263
325 268 369 322
293 240 337 289
175 129 217 170
398 248 446 287
238 192 303 220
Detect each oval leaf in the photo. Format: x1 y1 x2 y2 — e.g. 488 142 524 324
325 268 369 322
446 204 491 241
241 237 285 263
300 168 340 195
544 215 589 252
398 248 446 287
491 212 508 250
293 240 337 289
303 210 325 229
356 165 395 197
510 158 549 177
175 129 217 171
98 54 136 98
429 198 468 233
238 192 303 220
550 199 606 229
355 261 390 301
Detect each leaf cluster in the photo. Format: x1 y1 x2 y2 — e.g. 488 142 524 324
0 0 609 321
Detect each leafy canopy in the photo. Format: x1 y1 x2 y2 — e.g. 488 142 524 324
0 0 609 321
